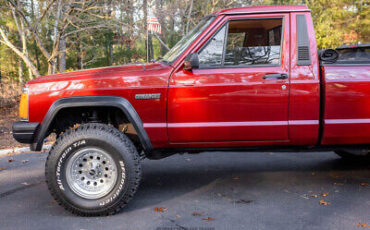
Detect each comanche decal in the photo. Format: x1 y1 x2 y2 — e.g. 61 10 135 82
135 93 161 100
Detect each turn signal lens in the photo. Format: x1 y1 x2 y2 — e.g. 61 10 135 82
19 87 28 120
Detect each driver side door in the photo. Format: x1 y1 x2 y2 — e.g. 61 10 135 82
167 13 290 146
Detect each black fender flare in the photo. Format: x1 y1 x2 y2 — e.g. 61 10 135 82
31 96 153 152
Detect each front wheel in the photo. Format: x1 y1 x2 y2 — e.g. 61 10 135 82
45 123 141 216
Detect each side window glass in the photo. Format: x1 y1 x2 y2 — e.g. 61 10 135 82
198 26 226 67
224 19 283 66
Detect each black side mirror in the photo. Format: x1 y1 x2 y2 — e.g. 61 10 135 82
184 53 199 71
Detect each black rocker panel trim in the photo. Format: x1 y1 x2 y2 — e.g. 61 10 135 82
31 96 152 152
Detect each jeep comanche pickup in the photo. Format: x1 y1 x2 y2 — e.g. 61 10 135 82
12 5 370 216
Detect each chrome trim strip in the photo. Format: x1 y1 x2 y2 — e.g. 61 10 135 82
168 121 288 128
144 119 370 128
144 123 167 128
325 119 370 124
289 120 319 125
144 120 320 128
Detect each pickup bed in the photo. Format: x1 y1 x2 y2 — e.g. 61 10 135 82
12 5 370 216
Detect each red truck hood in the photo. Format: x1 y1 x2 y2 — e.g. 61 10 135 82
27 62 172 85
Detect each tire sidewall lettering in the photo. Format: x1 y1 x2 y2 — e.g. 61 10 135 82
54 138 128 209
56 140 86 191
99 160 125 206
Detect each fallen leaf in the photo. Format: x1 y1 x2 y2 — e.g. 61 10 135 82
334 182 344 186
202 217 215 221
192 211 204 216
319 200 330 206
176 214 181 218
235 199 252 204
329 172 341 179
360 183 368 187
310 194 318 198
300 194 310 200
357 222 369 228
321 192 329 197
153 207 167 212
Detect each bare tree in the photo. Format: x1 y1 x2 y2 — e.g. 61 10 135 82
4 0 125 75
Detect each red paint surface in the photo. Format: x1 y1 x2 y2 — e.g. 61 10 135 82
321 66 370 145
25 6 370 149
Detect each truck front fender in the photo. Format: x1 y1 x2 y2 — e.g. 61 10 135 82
31 96 153 152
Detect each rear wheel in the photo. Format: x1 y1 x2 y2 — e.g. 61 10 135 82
335 149 369 162
45 123 141 216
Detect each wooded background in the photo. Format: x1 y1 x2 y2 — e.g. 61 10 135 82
0 0 368 85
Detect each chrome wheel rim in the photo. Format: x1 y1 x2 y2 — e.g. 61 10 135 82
65 147 118 199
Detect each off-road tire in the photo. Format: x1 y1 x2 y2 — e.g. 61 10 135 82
335 150 370 162
45 123 141 216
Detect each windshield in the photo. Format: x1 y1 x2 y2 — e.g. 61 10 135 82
162 16 215 63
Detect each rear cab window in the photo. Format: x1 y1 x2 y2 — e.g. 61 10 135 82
321 44 370 65
336 45 370 64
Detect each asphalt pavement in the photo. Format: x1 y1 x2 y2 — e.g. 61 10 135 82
0 150 369 230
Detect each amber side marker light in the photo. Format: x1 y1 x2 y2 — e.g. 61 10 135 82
19 87 28 120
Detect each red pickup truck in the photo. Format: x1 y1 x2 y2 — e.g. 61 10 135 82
12 5 370 216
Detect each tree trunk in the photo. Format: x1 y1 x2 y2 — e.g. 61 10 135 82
59 35 66 73
0 59 2 82
18 58 24 85
31 0 40 72
155 0 169 56
148 32 153 61
50 0 62 74
77 34 84 69
19 14 33 80
108 0 113 65
143 0 148 62
185 0 194 34
12 6 25 83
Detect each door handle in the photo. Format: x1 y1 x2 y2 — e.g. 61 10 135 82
262 73 288 80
